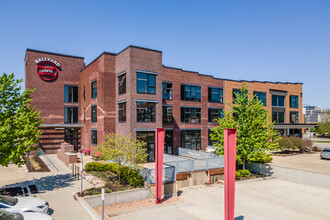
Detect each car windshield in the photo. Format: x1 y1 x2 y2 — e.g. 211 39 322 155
0 195 17 206
0 209 20 220
323 149 330 152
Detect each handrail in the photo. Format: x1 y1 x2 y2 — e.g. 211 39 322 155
39 149 59 172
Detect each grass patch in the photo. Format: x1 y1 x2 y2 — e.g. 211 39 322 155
313 141 330 143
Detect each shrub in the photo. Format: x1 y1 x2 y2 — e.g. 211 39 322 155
235 169 251 180
312 146 322 152
251 154 273 163
85 162 144 187
85 162 109 171
278 136 311 152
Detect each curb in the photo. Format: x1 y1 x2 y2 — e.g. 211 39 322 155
74 192 103 220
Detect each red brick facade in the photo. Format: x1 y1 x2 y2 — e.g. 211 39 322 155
25 46 304 156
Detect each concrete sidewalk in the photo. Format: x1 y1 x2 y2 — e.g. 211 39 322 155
1 155 94 220
110 179 330 220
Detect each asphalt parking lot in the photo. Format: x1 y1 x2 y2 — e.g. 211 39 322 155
271 152 330 175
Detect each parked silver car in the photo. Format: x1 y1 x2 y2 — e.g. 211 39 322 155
0 209 53 220
320 148 330 159
0 195 49 214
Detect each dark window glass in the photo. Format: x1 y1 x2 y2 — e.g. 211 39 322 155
84 108 86 123
272 95 285 107
162 106 173 123
165 130 173 154
91 130 97 145
290 111 299 124
137 102 156 122
64 107 78 124
181 107 201 123
208 87 223 103
83 86 85 102
64 85 78 103
181 85 201 102
254 91 267 106
91 80 97 99
272 111 285 123
91 105 97 123
233 89 241 104
136 131 155 162
181 130 201 150
137 72 156 94
162 82 173 100
208 108 224 122
290 95 299 108
118 74 126 94
118 102 126 122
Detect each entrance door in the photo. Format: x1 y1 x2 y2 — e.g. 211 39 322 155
64 128 79 151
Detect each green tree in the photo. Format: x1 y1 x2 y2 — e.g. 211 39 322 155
211 84 280 169
0 73 43 166
96 133 147 181
318 121 330 136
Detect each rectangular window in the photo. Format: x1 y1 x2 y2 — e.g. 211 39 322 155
165 130 173 155
64 107 78 124
136 131 155 162
162 82 173 100
83 86 85 102
181 84 201 102
64 85 78 103
254 91 267 106
118 74 126 94
208 87 223 103
272 95 285 107
208 108 224 123
137 72 156 94
162 106 173 123
91 130 97 145
290 95 299 108
91 105 97 123
181 130 201 150
118 102 126 122
91 80 97 99
290 111 299 124
83 108 86 123
137 102 156 122
181 107 201 123
272 111 285 123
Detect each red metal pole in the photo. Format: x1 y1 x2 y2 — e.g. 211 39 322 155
155 128 165 204
224 128 237 220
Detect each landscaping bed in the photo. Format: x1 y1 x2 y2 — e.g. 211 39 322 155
235 171 268 181
80 162 144 197
26 156 50 172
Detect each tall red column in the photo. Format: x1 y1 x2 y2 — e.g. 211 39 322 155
155 128 165 204
224 128 237 220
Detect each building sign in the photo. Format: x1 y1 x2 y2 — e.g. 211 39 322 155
35 58 61 81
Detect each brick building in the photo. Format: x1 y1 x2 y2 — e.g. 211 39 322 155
25 45 313 160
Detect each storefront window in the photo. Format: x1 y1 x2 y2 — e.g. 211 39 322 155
136 131 155 162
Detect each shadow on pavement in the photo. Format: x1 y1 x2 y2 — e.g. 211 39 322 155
2 173 76 192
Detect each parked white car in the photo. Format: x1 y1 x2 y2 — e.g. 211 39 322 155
0 209 53 220
0 195 49 214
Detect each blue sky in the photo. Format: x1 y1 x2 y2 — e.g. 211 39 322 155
0 0 329 109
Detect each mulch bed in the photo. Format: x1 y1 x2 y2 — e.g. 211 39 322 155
272 150 315 157
26 156 50 172
236 172 269 181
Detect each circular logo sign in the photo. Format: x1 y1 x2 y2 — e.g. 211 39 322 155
36 61 58 81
